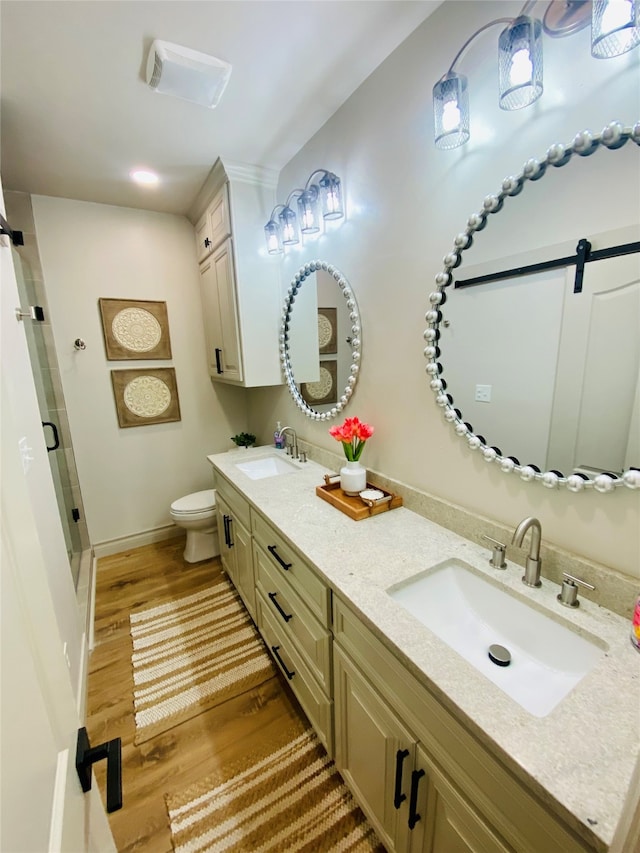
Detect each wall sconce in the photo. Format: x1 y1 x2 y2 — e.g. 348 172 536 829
433 0 639 150
263 169 344 254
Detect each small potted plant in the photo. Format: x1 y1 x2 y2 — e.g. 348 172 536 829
329 416 374 495
231 432 256 449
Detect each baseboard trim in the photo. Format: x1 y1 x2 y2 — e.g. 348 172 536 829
92 524 184 558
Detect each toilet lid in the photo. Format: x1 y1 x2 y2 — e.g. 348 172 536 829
171 489 216 513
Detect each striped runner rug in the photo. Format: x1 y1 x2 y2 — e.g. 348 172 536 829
166 720 386 852
129 574 275 744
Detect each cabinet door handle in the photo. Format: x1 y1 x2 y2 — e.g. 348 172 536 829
267 544 292 571
215 347 223 374
271 645 295 680
408 768 426 830
223 514 234 547
394 748 410 809
204 237 211 248
268 591 293 622
226 515 234 547
42 421 60 452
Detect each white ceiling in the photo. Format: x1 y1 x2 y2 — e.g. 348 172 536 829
1 0 442 215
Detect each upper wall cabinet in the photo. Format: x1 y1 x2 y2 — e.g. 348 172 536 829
194 184 230 263
189 159 283 387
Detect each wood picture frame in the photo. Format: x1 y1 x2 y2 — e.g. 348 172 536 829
317 307 337 354
300 359 337 406
110 367 181 428
99 298 172 360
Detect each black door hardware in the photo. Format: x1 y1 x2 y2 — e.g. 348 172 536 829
215 347 223 374
267 545 292 571
42 421 60 452
394 748 410 809
271 645 295 680
408 768 425 829
268 591 293 622
75 727 122 813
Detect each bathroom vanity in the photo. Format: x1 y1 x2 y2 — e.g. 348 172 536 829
208 447 639 853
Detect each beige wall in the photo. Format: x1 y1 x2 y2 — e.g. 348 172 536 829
248 0 640 581
32 196 249 548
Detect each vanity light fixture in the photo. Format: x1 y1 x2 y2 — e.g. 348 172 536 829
592 0 640 58
263 170 344 255
433 0 639 150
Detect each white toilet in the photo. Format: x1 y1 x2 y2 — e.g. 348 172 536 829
170 489 220 563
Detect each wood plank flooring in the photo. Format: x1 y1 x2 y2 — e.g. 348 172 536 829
86 538 307 853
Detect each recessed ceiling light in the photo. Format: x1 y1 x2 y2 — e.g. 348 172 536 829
130 169 159 186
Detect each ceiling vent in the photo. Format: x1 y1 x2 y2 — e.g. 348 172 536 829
145 40 232 109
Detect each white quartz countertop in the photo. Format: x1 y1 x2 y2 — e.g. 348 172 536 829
208 447 640 850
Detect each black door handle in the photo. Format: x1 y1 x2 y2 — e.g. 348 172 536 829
215 347 223 374
75 727 122 813
267 545 292 571
408 768 425 830
394 748 410 809
271 645 295 680
42 421 60 452
268 591 293 622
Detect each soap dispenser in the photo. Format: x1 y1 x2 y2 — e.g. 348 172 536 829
274 421 285 449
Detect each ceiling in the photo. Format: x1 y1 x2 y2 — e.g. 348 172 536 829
1 0 442 216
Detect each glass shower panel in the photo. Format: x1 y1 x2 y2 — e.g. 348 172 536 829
12 246 85 588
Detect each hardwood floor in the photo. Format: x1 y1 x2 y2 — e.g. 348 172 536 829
86 538 307 853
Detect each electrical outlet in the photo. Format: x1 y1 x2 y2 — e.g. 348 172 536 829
475 384 492 403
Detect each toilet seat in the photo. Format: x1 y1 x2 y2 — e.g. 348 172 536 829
170 489 216 515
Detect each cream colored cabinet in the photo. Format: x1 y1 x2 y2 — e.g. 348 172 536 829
190 158 282 387
199 239 243 382
252 511 333 754
333 596 593 853
195 185 230 263
215 477 255 620
333 647 510 853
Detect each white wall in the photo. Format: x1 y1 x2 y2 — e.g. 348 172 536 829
32 196 249 547
249 0 640 580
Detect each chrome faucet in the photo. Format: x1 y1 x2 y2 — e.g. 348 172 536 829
277 426 298 459
511 516 542 588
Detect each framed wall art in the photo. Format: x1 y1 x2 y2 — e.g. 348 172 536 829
99 298 172 360
110 367 181 428
317 307 337 354
300 359 337 407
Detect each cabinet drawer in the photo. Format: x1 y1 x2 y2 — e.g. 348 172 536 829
254 543 332 694
333 596 593 853
256 591 333 756
252 511 330 627
213 472 251 529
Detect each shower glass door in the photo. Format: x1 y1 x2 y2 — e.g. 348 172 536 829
12 246 87 589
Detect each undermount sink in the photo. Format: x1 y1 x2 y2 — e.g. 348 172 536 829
234 452 300 480
387 559 606 717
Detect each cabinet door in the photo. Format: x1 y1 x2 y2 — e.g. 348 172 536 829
216 494 236 584
334 646 413 852
195 212 214 263
212 238 243 382
208 185 230 250
410 745 512 853
233 515 255 621
198 240 243 383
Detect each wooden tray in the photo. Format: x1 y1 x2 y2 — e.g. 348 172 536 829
316 480 403 521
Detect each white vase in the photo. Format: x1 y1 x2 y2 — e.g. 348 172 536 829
340 460 367 496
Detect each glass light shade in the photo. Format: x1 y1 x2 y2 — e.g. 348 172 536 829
592 0 640 57
264 219 283 254
298 188 320 233
433 72 470 150
319 173 344 220
498 16 543 110
279 206 299 245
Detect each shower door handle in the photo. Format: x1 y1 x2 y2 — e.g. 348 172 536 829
42 421 60 452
